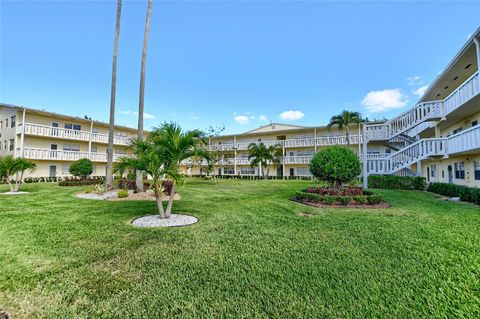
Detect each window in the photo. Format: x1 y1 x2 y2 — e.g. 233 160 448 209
385 149 392 154
0 121 3 129
65 123 81 131
10 116 16 128
296 167 312 176
5 119 8 128
454 162 465 179
240 167 255 175
114 148 127 155
62 165 71 175
91 146 97 153
452 127 463 134
3 140 6 150
472 121 478 127
431 165 436 178
223 168 235 175
9 139 14 151
63 144 80 152
474 161 480 181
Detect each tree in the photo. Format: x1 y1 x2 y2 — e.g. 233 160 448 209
247 143 282 179
136 0 153 192
106 0 122 189
116 122 209 219
309 146 361 188
327 110 362 147
69 158 94 179
0 156 36 192
204 125 226 182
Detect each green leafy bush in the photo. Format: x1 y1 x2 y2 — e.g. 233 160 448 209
428 182 480 205
367 194 382 205
117 189 129 198
310 146 361 187
353 195 367 204
92 183 107 194
69 158 94 179
368 175 426 190
338 196 351 205
323 196 336 205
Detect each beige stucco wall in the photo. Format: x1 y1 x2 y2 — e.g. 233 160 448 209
421 154 480 187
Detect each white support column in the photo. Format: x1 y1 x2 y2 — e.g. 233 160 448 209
417 160 422 177
19 108 26 158
474 38 480 91
362 123 368 188
282 141 286 180
314 128 317 152
357 124 361 156
233 136 237 176
88 119 93 158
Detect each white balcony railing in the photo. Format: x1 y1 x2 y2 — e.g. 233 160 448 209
19 123 131 145
367 71 479 141
209 134 363 151
367 124 480 175
17 148 124 162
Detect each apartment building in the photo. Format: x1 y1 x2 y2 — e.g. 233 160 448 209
364 28 480 187
0 104 140 178
180 122 391 178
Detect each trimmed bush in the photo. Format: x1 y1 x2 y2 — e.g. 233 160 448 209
338 196 351 205
310 146 361 187
69 158 94 179
118 179 151 190
117 189 129 198
368 175 426 191
428 182 480 205
59 176 105 186
296 188 382 206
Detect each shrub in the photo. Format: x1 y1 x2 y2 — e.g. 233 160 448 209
162 179 174 196
58 176 104 186
338 196 351 205
368 175 426 190
367 194 382 205
92 183 107 194
310 146 361 188
306 186 363 196
323 196 336 205
117 189 129 198
428 182 480 205
353 195 367 204
118 179 151 190
69 158 94 179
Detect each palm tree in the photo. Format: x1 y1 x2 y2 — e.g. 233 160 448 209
248 143 282 179
117 122 208 219
106 0 122 189
0 156 36 192
136 0 153 191
327 110 362 147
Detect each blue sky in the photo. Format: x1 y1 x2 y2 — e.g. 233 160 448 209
1 1 479 134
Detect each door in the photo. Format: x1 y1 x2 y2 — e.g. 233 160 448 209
289 168 294 177
218 168 222 176
51 122 59 136
427 167 430 182
50 144 58 159
448 165 453 183
49 165 57 178
277 165 283 177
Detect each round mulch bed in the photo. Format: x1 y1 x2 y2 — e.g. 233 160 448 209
0 191 30 195
75 190 180 202
292 198 390 209
132 214 198 227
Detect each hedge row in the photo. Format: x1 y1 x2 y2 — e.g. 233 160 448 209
296 190 382 206
189 174 313 180
58 177 105 187
428 182 480 205
368 175 426 190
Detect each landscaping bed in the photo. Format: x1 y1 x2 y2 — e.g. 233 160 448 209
295 186 386 208
75 189 180 201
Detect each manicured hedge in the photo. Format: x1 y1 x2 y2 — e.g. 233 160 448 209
296 189 382 206
368 175 426 190
58 177 105 186
428 182 480 205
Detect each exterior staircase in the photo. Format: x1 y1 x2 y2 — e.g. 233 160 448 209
365 71 479 176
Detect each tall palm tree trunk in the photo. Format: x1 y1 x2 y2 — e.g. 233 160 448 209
136 0 153 191
106 0 122 189
165 183 176 218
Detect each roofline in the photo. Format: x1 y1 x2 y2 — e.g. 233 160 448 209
0 102 142 133
419 26 480 103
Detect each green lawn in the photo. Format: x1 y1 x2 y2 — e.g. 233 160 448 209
1 179 479 318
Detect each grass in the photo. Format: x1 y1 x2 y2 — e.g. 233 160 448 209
1 179 479 318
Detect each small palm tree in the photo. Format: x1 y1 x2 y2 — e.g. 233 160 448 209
116 122 208 219
327 110 362 147
248 143 282 179
0 156 36 192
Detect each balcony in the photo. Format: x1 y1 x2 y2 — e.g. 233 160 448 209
19 123 131 145
367 71 479 141
209 135 362 151
17 148 124 162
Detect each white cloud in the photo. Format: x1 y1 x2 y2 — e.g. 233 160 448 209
258 115 267 122
234 114 251 125
361 89 408 113
406 75 423 86
413 85 429 96
119 110 155 120
189 112 200 120
279 110 304 121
